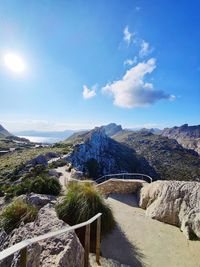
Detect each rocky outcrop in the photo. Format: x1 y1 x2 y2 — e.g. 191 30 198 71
161 124 200 155
67 127 157 178
27 155 48 168
140 180 200 239
100 123 122 137
70 169 85 180
17 193 57 208
1 204 84 267
97 179 146 195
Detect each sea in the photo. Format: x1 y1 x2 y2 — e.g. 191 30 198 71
19 136 63 144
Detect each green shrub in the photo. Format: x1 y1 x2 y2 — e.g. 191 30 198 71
2 176 61 198
85 158 100 178
56 182 115 251
29 176 61 196
0 199 38 233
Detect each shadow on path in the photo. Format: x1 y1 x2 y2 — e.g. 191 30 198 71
108 193 140 208
101 223 145 267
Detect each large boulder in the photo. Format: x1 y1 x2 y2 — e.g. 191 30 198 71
1 204 84 267
17 193 57 208
140 180 200 239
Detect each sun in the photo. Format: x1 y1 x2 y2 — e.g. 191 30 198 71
4 53 26 73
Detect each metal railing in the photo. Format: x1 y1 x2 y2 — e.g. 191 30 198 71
95 173 153 184
0 213 102 267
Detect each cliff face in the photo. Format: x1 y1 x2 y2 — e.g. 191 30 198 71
67 128 157 178
161 124 200 155
100 123 122 137
140 180 200 240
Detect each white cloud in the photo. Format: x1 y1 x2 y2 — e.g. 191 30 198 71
102 58 175 108
123 26 134 46
124 56 137 66
139 40 152 57
82 84 97 99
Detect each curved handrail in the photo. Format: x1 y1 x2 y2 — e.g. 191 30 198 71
0 213 102 262
95 173 153 184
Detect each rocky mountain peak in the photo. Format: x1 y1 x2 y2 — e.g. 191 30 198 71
100 123 123 137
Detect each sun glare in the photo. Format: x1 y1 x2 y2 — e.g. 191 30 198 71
4 53 26 73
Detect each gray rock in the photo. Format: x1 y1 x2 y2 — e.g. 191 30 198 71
45 152 59 160
2 204 84 267
17 193 57 208
140 180 200 239
0 230 7 247
70 169 85 180
28 155 48 167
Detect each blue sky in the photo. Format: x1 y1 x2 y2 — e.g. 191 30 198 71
0 0 199 131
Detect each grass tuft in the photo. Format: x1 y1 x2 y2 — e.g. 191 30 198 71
0 199 38 233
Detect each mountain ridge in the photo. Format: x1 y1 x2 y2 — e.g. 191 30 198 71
161 124 200 154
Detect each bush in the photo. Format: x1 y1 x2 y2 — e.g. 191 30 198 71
0 199 38 233
2 176 61 198
29 176 61 196
56 182 115 251
85 158 100 178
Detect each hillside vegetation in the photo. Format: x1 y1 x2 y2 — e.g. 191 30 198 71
113 130 200 181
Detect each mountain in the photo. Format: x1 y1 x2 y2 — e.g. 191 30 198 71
101 123 122 136
161 124 200 155
65 123 122 143
0 124 12 138
112 130 200 181
67 127 158 179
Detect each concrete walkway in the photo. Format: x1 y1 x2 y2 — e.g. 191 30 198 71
101 193 200 267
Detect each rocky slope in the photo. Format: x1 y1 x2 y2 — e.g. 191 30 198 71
140 180 200 240
0 124 12 138
113 130 200 181
101 123 122 137
161 124 200 155
0 197 84 267
67 127 157 179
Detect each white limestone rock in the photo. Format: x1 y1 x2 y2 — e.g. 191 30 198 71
2 204 84 267
140 180 200 239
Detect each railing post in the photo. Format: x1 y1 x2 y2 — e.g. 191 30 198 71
20 247 27 267
96 217 101 265
84 224 90 267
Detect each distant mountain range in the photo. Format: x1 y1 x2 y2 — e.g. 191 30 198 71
1 122 200 156
65 123 200 181
161 124 200 155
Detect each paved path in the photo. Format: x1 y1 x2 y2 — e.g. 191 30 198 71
101 193 200 267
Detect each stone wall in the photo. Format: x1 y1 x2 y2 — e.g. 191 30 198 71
96 179 146 195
